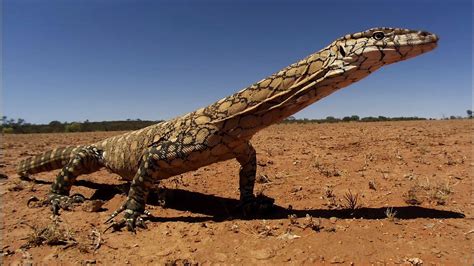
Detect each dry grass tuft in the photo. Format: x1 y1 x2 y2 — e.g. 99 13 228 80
385 207 398 222
343 190 360 211
313 161 341 177
303 214 323 232
23 219 76 249
429 182 453 205
323 186 338 209
403 186 423 205
403 179 454 206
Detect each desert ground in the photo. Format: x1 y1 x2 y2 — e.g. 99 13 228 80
1 120 472 265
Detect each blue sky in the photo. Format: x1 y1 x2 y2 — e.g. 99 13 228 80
3 0 472 124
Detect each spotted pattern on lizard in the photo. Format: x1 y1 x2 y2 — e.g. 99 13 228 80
17 27 438 231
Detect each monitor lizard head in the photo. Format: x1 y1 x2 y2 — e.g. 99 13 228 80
322 27 439 82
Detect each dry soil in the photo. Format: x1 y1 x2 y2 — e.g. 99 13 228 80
1 120 472 265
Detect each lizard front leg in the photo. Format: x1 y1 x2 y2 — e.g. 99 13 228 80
105 148 155 232
236 142 274 216
47 146 104 214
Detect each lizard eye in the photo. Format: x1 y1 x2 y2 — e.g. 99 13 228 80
372 31 385 40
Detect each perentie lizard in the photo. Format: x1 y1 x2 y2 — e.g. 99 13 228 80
17 27 438 231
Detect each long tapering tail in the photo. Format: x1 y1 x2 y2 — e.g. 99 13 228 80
16 145 84 176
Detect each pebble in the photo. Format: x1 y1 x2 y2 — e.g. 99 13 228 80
407 257 423 265
251 248 274 260
84 259 96 265
330 256 345 264
214 252 228 262
291 186 303 193
431 247 441 255
156 248 173 257
329 217 338 224
82 200 105 212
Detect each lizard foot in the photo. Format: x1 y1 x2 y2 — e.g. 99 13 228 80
49 193 86 215
27 193 86 215
239 194 275 217
104 200 150 233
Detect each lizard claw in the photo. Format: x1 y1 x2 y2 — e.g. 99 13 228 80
27 196 41 208
104 200 150 233
104 219 126 233
105 201 128 224
104 208 147 233
136 216 147 229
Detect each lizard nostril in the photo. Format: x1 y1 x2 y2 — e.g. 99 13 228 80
419 31 429 37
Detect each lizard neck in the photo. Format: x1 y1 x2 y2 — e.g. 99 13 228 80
201 46 335 121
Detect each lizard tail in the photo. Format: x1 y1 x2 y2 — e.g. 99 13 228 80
16 145 84 176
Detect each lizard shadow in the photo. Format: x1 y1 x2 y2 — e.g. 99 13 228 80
30 179 466 222
145 188 465 223
82 181 465 222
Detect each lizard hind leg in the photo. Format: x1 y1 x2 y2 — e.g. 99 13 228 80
106 139 211 232
236 142 274 217
48 146 104 214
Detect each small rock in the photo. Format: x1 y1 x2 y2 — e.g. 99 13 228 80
7 183 24 191
291 186 303 193
214 252 227 262
430 248 441 254
329 217 338 224
82 200 105 212
251 248 274 260
256 175 271 184
277 231 301 240
325 227 336 232
21 251 33 266
407 257 423 265
156 249 172 257
336 225 346 231
2 249 14 256
230 224 239 233
424 223 435 229
84 259 96 265
330 256 344 264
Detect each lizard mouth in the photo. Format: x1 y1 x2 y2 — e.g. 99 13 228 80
418 34 439 52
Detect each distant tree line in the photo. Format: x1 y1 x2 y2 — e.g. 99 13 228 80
283 110 473 124
282 115 429 124
1 116 160 134
1 111 472 134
